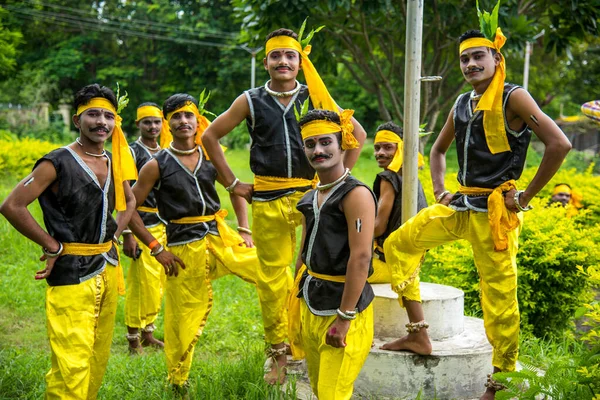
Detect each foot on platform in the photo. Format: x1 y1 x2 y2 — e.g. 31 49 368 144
380 333 432 355
264 345 287 385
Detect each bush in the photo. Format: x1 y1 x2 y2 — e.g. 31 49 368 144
0 132 60 179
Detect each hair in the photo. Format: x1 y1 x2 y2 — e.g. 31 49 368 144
458 29 497 55
73 84 117 111
299 109 343 148
376 121 403 139
137 102 160 109
162 93 198 117
265 28 298 42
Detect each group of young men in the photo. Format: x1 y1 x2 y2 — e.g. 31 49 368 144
0 20 571 400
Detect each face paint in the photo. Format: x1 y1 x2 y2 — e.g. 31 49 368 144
530 114 540 127
24 177 35 186
355 218 362 233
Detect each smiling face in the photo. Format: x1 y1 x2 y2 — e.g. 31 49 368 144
374 142 397 169
459 46 500 86
73 107 115 144
551 191 571 206
303 133 343 172
168 111 197 140
264 48 301 83
137 116 162 140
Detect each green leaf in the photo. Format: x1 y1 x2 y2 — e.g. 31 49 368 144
297 18 308 44
115 82 129 114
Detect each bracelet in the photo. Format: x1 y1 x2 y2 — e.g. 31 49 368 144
43 242 63 258
122 229 132 235
514 190 533 212
113 235 123 246
336 308 357 321
150 244 164 257
225 178 240 193
436 190 451 203
237 227 252 235
148 239 159 251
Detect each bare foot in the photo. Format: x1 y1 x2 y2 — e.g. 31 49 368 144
479 387 496 399
127 337 144 355
380 333 432 355
141 331 164 349
264 348 287 385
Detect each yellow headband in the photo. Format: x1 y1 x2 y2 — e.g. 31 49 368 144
300 109 358 150
552 184 572 196
459 27 509 154
136 105 172 148
374 129 424 172
76 97 137 211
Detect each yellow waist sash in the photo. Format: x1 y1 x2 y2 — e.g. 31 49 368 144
253 175 316 192
307 268 346 283
137 206 158 213
169 209 243 248
61 241 125 295
458 180 520 252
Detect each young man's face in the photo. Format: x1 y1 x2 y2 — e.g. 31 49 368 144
551 191 571 206
264 48 301 82
73 107 115 144
374 142 397 169
459 46 500 86
168 111 197 140
137 116 162 140
303 133 343 172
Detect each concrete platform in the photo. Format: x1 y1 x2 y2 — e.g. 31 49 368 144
372 282 465 340
355 317 493 400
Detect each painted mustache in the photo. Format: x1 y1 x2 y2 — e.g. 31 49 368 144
176 125 193 131
276 65 292 70
465 67 484 74
91 126 109 133
311 154 332 161
376 155 393 161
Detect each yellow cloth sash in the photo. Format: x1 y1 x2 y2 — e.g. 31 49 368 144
169 209 243 248
374 129 424 172
307 269 346 283
300 109 358 150
253 175 317 192
76 98 137 212
458 179 520 252
137 206 158 213
136 105 172 149
459 28 509 154
62 241 125 295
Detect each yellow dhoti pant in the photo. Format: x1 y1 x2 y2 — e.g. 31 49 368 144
206 233 258 284
253 191 305 344
384 204 521 371
367 256 392 283
45 265 118 400
301 301 374 400
164 239 212 385
124 223 167 329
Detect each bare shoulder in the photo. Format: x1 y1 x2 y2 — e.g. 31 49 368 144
343 185 376 212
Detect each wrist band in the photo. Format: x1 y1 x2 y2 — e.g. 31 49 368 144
150 244 164 257
237 227 252 235
43 242 63 258
148 239 159 251
514 190 533 212
436 190 451 204
113 235 123 246
122 229 132 235
336 308 357 321
225 178 240 193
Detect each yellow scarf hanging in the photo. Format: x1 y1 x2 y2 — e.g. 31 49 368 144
76 98 137 212
459 27 509 154
136 105 172 149
374 129 424 172
300 109 358 150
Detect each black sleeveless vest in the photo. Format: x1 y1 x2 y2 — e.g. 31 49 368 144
129 140 161 227
153 147 220 246
296 175 375 315
35 147 119 286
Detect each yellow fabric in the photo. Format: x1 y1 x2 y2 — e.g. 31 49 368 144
288 263 307 360
253 191 304 344
374 129 424 172
570 190 584 209
62 241 125 295
301 301 374 400
206 233 259 284
300 109 358 150
367 256 392 284
165 239 212 385
458 180 520 251
581 100 600 123
136 206 158 213
552 184 572 196
307 269 346 283
45 266 118 400
254 175 317 192
459 28 510 154
76 98 138 211
169 209 244 248
124 223 166 329
384 204 522 371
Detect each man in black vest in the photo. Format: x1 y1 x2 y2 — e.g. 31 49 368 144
381 29 571 399
202 28 367 384
0 84 136 399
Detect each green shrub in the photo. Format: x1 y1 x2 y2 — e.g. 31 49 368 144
221 122 250 150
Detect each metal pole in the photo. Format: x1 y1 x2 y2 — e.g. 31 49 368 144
251 51 257 88
401 0 424 223
523 41 531 91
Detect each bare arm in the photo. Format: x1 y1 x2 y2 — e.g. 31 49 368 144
430 107 456 205
506 89 571 208
202 94 254 203
115 180 135 238
374 179 395 238
327 186 376 348
343 113 368 170
216 172 253 247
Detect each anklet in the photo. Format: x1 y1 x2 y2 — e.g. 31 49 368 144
484 374 507 391
405 320 429 334
125 333 140 341
142 323 156 333
266 346 287 359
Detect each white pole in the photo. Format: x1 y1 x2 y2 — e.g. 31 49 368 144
251 51 257 88
402 0 424 223
523 41 531 91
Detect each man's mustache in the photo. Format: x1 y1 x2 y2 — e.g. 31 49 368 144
176 125 193 131
90 126 109 133
311 154 332 161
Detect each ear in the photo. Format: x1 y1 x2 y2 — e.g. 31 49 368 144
72 114 80 129
135 120 141 128
263 57 268 70
493 52 502 65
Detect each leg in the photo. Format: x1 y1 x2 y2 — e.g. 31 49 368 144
165 240 212 386
468 212 521 398
366 257 391 284
381 205 466 353
205 233 259 285
253 191 304 384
